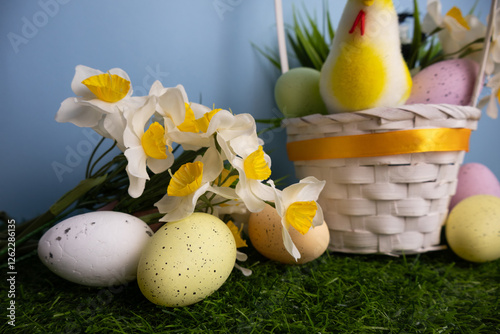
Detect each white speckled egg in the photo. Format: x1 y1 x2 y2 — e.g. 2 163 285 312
248 204 329 264
406 58 478 105
446 195 500 263
137 213 236 307
38 211 153 287
449 163 500 210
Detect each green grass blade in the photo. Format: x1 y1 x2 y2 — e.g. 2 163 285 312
251 42 281 70
409 0 422 69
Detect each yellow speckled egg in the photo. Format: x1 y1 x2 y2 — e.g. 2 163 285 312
137 213 236 307
248 204 329 264
446 195 500 263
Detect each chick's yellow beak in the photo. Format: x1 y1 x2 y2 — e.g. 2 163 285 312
363 0 374 5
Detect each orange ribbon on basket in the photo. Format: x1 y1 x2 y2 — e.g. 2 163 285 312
287 128 472 161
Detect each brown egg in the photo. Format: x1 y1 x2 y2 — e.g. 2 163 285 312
248 204 330 264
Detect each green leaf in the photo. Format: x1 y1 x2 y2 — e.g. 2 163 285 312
293 11 323 70
49 175 108 216
251 42 281 70
408 0 422 69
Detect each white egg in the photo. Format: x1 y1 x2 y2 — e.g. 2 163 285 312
38 211 153 287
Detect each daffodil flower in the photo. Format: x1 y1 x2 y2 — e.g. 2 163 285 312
122 97 174 198
225 137 275 212
485 8 500 75
422 1 486 62
56 65 141 150
155 144 233 222
269 177 326 261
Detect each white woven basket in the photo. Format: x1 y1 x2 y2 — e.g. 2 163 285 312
284 104 481 254
273 0 497 254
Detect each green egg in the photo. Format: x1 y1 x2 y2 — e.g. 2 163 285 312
274 67 328 118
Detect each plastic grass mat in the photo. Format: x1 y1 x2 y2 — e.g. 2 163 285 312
2 247 499 333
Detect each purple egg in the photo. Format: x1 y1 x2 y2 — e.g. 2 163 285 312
449 163 500 210
406 59 479 106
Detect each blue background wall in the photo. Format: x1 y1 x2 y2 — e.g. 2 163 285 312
0 0 495 222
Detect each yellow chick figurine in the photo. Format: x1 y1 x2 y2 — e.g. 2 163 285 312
320 0 412 113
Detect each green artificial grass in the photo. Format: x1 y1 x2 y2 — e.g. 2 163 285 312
2 245 499 333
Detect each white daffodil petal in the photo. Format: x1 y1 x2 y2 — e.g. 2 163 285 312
155 195 183 220
201 145 224 182
124 146 149 179
282 177 325 207
55 97 103 127
122 125 141 149
312 203 325 227
158 87 186 125
127 97 157 139
103 112 127 150
148 80 166 97
229 133 261 158
126 167 147 199
422 0 442 33
487 94 499 119
80 98 120 115
249 181 275 202
268 180 284 216
281 221 301 261
492 43 500 63
235 179 268 213
159 183 211 222
167 130 212 150
209 186 238 200
147 155 174 174
205 110 235 136
175 84 189 102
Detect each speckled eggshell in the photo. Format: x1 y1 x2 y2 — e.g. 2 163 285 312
137 213 236 307
446 195 500 262
38 211 154 287
406 59 479 105
449 163 500 210
248 204 330 264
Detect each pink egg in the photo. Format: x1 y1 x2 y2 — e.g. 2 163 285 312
406 59 479 105
449 163 500 210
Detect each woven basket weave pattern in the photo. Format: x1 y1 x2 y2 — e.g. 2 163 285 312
285 104 481 255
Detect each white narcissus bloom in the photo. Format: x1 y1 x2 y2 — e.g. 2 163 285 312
55 65 140 151
222 132 275 213
122 96 174 198
422 1 486 63
155 142 238 222
269 177 326 261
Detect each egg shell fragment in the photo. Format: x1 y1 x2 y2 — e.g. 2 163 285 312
446 195 500 263
406 58 479 105
449 163 500 210
38 211 154 287
137 213 236 307
248 204 330 264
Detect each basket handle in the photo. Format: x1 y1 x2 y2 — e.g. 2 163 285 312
274 0 289 74
471 0 498 107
